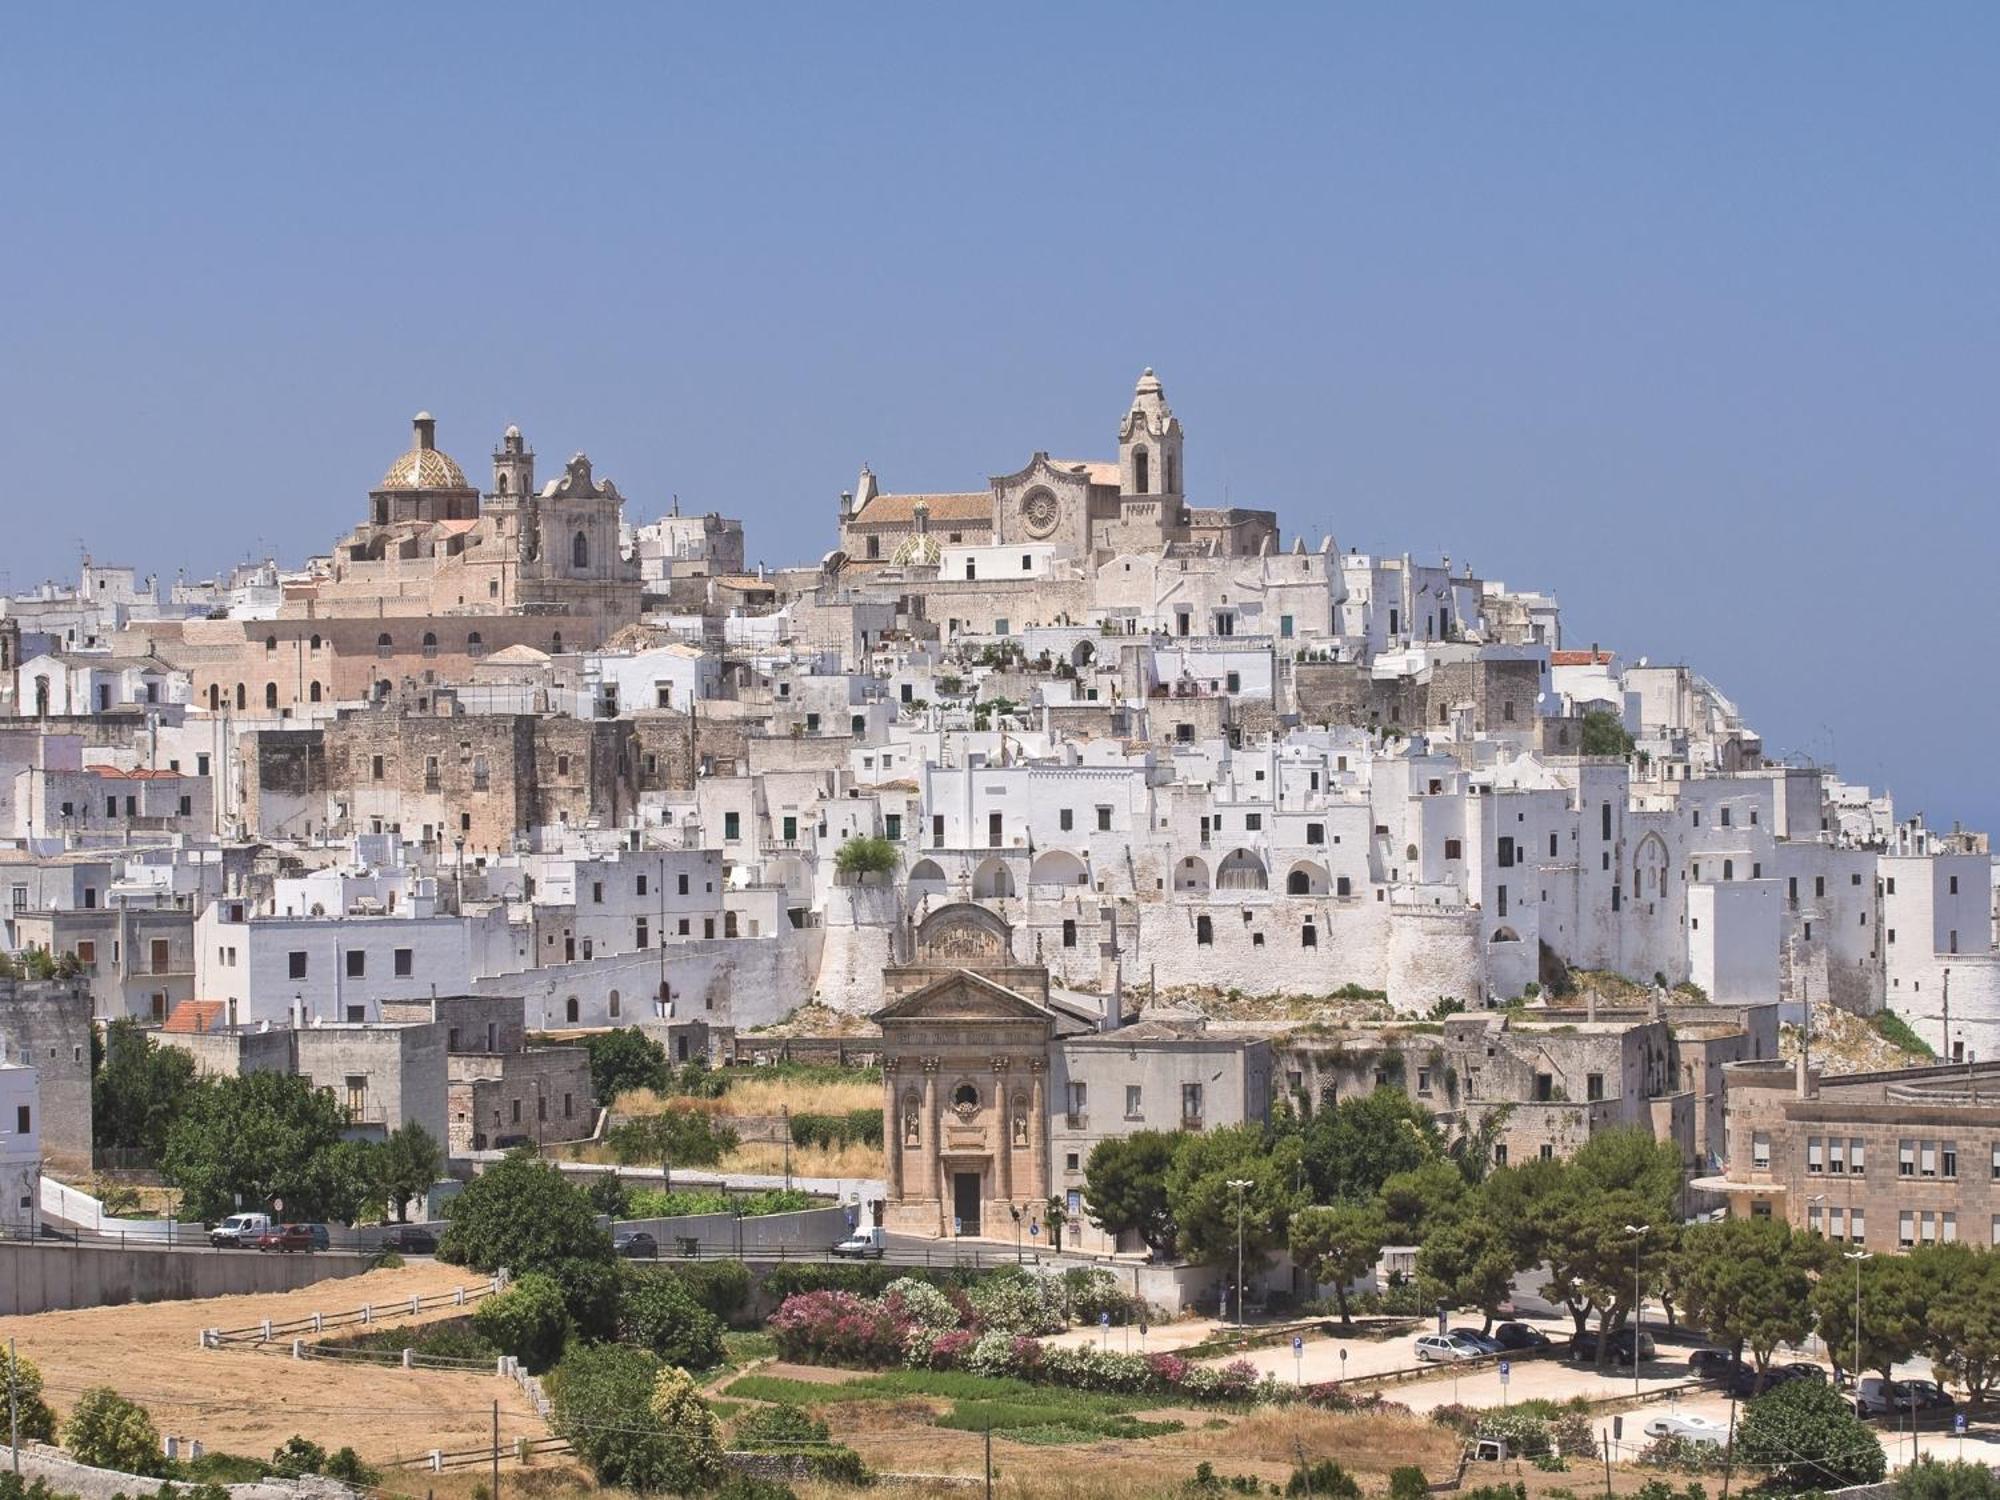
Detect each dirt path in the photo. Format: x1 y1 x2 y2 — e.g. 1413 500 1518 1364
0 1262 546 1466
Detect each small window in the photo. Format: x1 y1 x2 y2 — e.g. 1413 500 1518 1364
1196 915 1213 946
288 951 307 980
346 950 365 979
1061 919 1076 948
394 948 413 977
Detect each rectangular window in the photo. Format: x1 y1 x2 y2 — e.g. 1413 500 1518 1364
394 948 413 977
1900 1140 1915 1177
1586 1073 1604 1102
637 875 648 896
346 950 365 978
1061 919 1076 948
1752 1131 1771 1170
1059 808 1073 832
1921 1140 1937 1178
724 811 740 841
1496 836 1515 868
885 813 902 841
1851 1139 1865 1176
371 755 385 781
1306 823 1325 845
1807 1137 1823 1173
1416 1067 1433 1096
1181 1083 1203 1122
1850 1207 1865 1244
289 951 308 980
1900 1211 1915 1249
1828 1138 1844 1174
678 873 689 895
1496 884 1508 918
1280 615 1294 638
1444 838 1462 860
1942 1141 1958 1179
1096 806 1112 832
1125 1085 1142 1118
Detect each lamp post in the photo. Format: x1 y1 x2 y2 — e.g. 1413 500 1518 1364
1228 1178 1254 1328
1844 1249 1871 1387
1624 1223 1649 1397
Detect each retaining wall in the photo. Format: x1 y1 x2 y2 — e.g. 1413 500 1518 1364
0 1241 374 1315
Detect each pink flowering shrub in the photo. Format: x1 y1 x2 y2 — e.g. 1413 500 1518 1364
769 1290 911 1367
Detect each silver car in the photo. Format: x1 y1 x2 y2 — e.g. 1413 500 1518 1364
1415 1333 1487 1362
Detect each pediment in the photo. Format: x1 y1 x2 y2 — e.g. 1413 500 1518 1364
872 969 1054 1026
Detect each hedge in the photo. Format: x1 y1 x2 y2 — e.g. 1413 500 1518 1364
788 1109 882 1149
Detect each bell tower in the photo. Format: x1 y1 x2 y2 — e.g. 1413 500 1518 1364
491 424 536 501
1118 368 1183 502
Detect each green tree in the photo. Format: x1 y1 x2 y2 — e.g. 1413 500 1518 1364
1673 1218 1827 1383
159 1071 369 1223
1377 1162 1467 1244
584 1028 669 1102
439 1153 616 1331
1478 1157 1569 1272
649 1366 725 1491
1916 1243 2000 1399
1541 1187 1662 1367
372 1121 443 1221
1289 1203 1385 1326
584 1171 632 1219
1578 710 1636 758
547 1344 683 1493
1163 1124 1303 1270
63 1387 163 1476
1897 1457 2000 1500
1811 1249 1929 1383
472 1271 572 1373
0 1348 56 1443
1300 1090 1445 1205
1082 1130 1180 1258
619 1271 726 1370
1734 1379 1886 1491
91 1019 195 1156
1416 1210 1520 1331
833 836 898 877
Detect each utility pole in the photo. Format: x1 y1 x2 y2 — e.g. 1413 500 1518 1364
782 1105 792 1192
983 1424 992 1500
491 1399 500 1500
1941 968 1951 1059
1625 1223 1649 1398
10 1337 19 1475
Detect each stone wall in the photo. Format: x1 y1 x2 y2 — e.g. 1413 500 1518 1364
0 1241 373 1315
0 979 92 1173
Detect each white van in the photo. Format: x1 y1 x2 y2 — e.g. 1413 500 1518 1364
209 1212 271 1249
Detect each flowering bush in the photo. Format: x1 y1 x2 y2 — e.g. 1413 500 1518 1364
917 1328 978 1369
768 1290 911 1367
963 1329 1029 1378
1302 1381 1409 1417
967 1269 1069 1335
1214 1358 1269 1402
883 1277 962 1333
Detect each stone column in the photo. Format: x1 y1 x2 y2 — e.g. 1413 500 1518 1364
1027 1058 1048 1201
921 1057 942 1229
884 1060 903 1200
993 1058 1013 1206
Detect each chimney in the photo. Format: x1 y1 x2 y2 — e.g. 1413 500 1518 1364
1794 1048 1815 1099
1097 904 1123 1031
413 412 437 451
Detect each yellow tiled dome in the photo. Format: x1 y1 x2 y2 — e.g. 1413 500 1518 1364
376 411 474 492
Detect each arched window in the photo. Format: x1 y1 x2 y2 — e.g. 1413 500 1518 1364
207 683 220 711
724 911 739 939
572 530 589 570
1287 870 1311 895
551 631 564 654
422 631 438 658
608 989 621 1018
498 473 509 494
264 635 277 653
565 996 579 1024
309 634 321 651
376 633 393 658
234 683 246 710
264 682 278 709
308 681 322 703
466 631 484 658
1134 447 1150 495
375 679 391 700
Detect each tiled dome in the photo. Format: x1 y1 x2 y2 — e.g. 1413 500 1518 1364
377 412 474 492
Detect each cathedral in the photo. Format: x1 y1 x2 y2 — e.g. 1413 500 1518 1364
834 370 1279 573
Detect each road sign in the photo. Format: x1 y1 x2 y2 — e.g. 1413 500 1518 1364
1499 1360 1511 1384
272 1197 284 1213
1956 1414 1968 1436
1293 1337 1304 1354
1100 1312 1111 1327
1029 1222 1039 1237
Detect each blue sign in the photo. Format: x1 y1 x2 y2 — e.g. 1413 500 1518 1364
1293 1337 1304 1354
1100 1312 1111 1327
1499 1360 1512 1382
1956 1414 1967 1435
1029 1222 1040 1237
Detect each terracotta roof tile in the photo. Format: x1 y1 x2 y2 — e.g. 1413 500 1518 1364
853 492 993 525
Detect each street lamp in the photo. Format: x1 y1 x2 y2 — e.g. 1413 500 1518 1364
1844 1249 1872 1388
1228 1179 1254 1329
1624 1223 1649 1397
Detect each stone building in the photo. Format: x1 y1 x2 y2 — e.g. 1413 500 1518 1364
1703 1055 2000 1251
0 979 90 1176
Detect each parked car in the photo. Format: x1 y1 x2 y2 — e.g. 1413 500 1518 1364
614 1231 658 1260
255 1223 319 1253
1854 1378 1956 1417
1769 1362 1827 1386
1570 1328 1656 1363
831 1226 887 1259
1687 1348 1743 1379
209 1212 271 1249
378 1225 438 1255
1448 1327 1503 1354
1644 1414 1729 1446
1415 1334 1487 1363
1492 1323 1552 1351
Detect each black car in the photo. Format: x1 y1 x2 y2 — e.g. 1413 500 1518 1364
1493 1323 1552 1351
1571 1328 1656 1363
1448 1326 1504 1353
378 1225 439 1255
615 1231 658 1260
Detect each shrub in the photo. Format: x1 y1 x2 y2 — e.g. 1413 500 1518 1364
63 1387 163 1476
884 1277 961 1333
473 1272 571 1373
649 1366 725 1491
789 1109 884 1149
768 1290 912 1367
1470 1409 1553 1457
733 1403 830 1448
1286 1459 1360 1499
607 1107 739 1168
1390 1467 1431 1500
547 1344 683 1493
620 1271 726 1370
966 1268 1067 1335
666 1259 754 1325
1898 1458 2000 1500
1061 1266 1148 1326
0 1349 56 1443
715 1475 798 1500
834 836 898 876
1735 1379 1885 1491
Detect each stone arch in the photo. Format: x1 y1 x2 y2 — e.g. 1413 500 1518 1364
1070 639 1095 669
972 857 1015 900
1216 848 1268 891
1175 855 1211 893
1490 925 1521 944
1285 860 1330 896
908 858 948 902
264 682 278 710
608 989 621 1018
1029 849 1089 888
308 681 322 703
572 531 590 571
565 996 580 1023
1633 831 1670 899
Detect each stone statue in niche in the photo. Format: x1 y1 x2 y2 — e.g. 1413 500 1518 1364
1012 1102 1029 1147
902 1095 921 1146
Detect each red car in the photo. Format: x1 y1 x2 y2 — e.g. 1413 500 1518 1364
255 1224 322 1253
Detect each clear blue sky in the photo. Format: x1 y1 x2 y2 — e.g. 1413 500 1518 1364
3 6 1995 833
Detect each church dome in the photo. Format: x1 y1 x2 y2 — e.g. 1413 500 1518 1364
377 412 474 492
891 531 942 567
